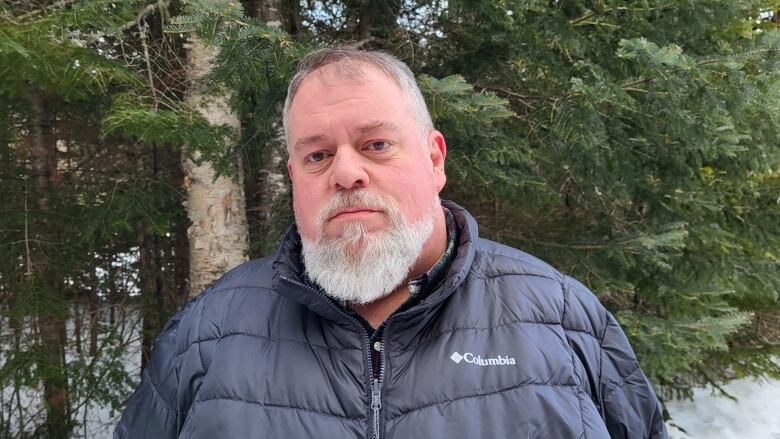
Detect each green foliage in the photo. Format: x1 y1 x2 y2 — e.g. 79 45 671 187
422 75 514 123
0 12 143 100
622 309 753 393
1 1 779 434
102 92 237 174
419 0 780 400
0 1 190 435
418 74 541 192
165 0 247 45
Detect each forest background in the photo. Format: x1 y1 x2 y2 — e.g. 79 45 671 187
0 0 779 437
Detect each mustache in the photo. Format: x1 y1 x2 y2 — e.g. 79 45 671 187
315 191 397 227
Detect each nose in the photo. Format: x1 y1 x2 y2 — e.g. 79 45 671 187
329 147 369 190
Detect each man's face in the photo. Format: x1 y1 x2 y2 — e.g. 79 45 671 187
286 63 446 245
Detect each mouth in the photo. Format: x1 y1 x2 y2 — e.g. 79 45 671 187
329 207 382 221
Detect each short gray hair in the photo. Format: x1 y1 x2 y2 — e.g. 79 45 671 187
282 45 434 150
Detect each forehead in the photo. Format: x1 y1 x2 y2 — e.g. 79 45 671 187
292 61 403 106
310 60 399 89
285 61 423 153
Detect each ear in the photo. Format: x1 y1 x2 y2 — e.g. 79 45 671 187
427 130 447 192
287 159 294 182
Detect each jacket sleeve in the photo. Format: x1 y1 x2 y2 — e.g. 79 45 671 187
563 276 667 439
114 301 196 439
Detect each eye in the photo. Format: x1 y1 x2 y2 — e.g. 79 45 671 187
366 140 390 152
304 151 329 163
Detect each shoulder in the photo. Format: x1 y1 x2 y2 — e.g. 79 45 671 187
203 256 277 294
470 238 608 339
166 256 278 352
471 238 562 281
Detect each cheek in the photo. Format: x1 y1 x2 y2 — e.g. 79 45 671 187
292 185 320 239
393 166 437 217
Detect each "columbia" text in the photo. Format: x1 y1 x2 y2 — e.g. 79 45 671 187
450 352 516 366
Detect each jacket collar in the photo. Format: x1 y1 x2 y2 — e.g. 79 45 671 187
271 200 478 325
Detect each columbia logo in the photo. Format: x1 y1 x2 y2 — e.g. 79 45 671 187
449 351 516 366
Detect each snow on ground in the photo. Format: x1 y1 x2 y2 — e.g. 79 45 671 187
1 306 141 438
666 376 780 439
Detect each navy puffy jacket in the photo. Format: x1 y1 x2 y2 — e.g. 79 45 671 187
115 201 667 438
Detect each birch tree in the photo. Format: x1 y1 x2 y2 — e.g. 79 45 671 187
182 36 249 296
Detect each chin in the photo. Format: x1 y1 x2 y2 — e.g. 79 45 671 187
339 239 374 260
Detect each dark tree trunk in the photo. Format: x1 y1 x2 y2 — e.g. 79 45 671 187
137 218 166 371
88 252 100 357
132 9 190 371
245 0 289 256
139 142 189 371
357 4 375 41
282 0 302 35
28 89 70 439
74 301 82 355
89 288 99 357
247 0 282 25
165 145 190 311
352 0 401 48
138 223 157 371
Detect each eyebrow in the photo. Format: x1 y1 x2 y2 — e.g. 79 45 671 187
293 120 403 151
293 134 328 151
357 120 402 134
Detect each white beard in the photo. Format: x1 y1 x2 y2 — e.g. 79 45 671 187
300 191 436 305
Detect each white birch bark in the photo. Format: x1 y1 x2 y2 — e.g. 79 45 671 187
182 38 249 297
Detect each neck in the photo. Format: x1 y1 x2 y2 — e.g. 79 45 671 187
349 205 448 329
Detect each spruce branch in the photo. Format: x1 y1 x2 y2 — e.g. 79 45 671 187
13 0 78 22
695 364 737 401
621 49 780 92
569 4 675 27
473 83 544 110
120 0 170 33
138 23 158 107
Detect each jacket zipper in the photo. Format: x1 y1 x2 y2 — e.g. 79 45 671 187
280 274 463 438
371 378 382 439
279 276 383 439
370 315 392 439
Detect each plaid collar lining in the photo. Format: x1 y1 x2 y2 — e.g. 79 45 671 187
407 207 457 299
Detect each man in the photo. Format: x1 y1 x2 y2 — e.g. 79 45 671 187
115 47 667 438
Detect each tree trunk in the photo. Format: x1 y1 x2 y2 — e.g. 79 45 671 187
89 288 99 357
86 249 100 358
182 38 249 296
245 0 289 255
169 185 191 308
73 302 82 355
358 4 375 41
354 0 401 47
136 140 162 370
28 90 70 439
249 0 282 27
282 0 302 35
137 219 162 370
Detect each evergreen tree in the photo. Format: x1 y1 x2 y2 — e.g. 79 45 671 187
420 0 780 399
0 1 191 435
0 1 778 436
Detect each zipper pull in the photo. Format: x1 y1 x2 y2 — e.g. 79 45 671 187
371 378 382 409
371 378 382 439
